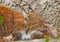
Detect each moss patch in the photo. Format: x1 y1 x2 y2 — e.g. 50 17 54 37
0 16 4 24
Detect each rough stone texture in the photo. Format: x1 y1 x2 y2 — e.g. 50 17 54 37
1 38 60 42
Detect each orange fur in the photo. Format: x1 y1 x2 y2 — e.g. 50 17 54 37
0 6 58 41
0 6 26 38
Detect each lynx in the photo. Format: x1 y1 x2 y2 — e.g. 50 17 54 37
0 6 58 41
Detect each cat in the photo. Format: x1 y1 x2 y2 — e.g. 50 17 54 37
11 11 58 41
0 6 58 41
4 11 58 41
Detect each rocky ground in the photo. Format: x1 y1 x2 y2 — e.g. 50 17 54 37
0 0 60 42
4 38 60 42
15 39 60 42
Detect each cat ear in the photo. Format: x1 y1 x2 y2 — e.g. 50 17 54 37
23 10 29 18
28 5 34 12
28 7 33 12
